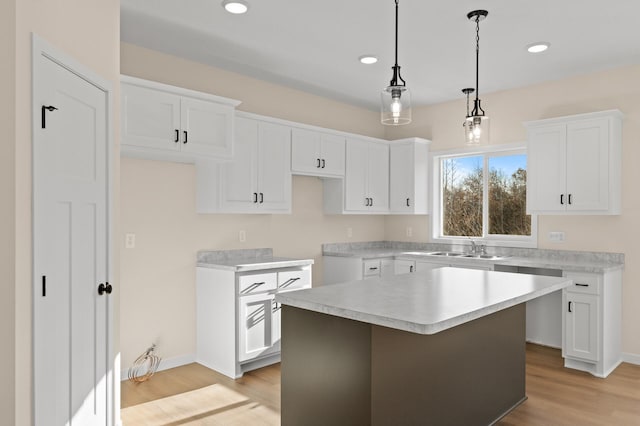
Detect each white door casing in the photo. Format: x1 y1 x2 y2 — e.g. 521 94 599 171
33 35 113 426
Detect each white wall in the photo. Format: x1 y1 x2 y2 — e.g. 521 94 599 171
384 64 640 357
120 43 386 369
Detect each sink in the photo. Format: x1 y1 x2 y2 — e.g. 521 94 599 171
427 252 465 257
401 251 508 260
461 254 508 260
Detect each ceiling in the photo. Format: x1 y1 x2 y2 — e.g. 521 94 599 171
121 0 640 111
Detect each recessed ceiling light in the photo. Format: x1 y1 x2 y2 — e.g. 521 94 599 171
359 55 378 65
222 0 249 14
527 42 550 53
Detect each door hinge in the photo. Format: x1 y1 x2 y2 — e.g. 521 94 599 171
41 105 58 129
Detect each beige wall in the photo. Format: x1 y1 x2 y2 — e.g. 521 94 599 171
120 43 385 368
384 65 640 356
1 1 17 422
7 0 120 424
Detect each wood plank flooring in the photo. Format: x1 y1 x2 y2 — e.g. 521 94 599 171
121 344 640 425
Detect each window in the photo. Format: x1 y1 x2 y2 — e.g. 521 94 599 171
433 145 536 247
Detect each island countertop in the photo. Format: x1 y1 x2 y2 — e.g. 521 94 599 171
275 267 573 335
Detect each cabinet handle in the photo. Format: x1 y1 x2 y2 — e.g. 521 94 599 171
98 282 113 296
175 129 179 143
575 283 589 287
369 267 378 270
365 198 369 206
253 192 258 203
409 265 414 273
183 130 188 144
560 194 564 205
568 194 572 205
260 193 264 203
273 301 281 313
370 198 374 206
406 198 410 207
241 281 266 294
280 277 301 288
317 158 321 168
321 159 326 168
568 301 573 313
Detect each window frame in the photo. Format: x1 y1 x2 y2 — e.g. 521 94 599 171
430 142 538 248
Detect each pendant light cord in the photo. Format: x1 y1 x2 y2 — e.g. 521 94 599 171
475 17 480 102
395 0 399 67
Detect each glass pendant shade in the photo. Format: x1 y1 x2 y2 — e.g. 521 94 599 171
381 85 411 125
464 115 489 145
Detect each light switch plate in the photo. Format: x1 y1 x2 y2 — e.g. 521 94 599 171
125 233 136 249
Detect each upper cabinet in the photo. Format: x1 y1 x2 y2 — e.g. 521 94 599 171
121 76 241 163
525 110 622 215
291 128 345 177
197 114 292 214
389 138 431 214
324 138 389 214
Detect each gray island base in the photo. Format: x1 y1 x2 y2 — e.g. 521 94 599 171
276 267 572 426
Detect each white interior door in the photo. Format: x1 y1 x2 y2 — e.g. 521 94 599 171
33 52 110 425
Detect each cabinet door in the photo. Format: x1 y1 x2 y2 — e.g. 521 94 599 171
566 118 609 211
527 124 567 213
238 293 279 362
291 128 321 174
565 292 599 362
257 122 292 212
344 138 369 211
319 134 346 177
220 117 259 211
180 97 234 158
394 259 416 275
390 143 414 212
367 142 390 212
121 83 181 151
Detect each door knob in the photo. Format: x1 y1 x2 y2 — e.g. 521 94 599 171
98 282 113 296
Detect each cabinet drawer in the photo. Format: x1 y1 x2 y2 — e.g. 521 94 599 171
278 269 311 292
363 259 381 277
238 272 277 295
565 272 600 295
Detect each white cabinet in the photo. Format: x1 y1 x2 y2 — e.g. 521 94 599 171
323 138 390 214
121 76 239 163
291 128 345 177
198 116 292 213
562 270 622 377
525 110 622 214
197 264 312 378
394 259 416 275
389 138 430 214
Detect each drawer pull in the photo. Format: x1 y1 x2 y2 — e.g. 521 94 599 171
280 277 301 288
241 281 266 294
575 283 589 287
368 267 378 270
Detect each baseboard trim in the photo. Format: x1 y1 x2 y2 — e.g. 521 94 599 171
622 352 640 366
120 353 196 381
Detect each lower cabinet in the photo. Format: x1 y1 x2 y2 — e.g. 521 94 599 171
196 264 311 378
562 270 622 377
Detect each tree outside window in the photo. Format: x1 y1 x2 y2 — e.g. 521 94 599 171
440 152 531 239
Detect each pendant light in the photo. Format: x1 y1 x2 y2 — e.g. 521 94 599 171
462 88 475 144
381 0 411 125
464 10 489 145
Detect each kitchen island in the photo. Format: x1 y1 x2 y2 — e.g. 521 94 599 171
275 267 573 426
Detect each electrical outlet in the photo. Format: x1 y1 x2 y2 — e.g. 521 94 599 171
406 227 413 237
239 230 246 242
549 231 565 242
347 227 353 238
125 233 136 249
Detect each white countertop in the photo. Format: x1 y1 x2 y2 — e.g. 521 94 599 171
275 267 573 335
322 248 623 273
197 256 313 272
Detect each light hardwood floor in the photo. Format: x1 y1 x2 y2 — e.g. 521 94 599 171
121 344 640 425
